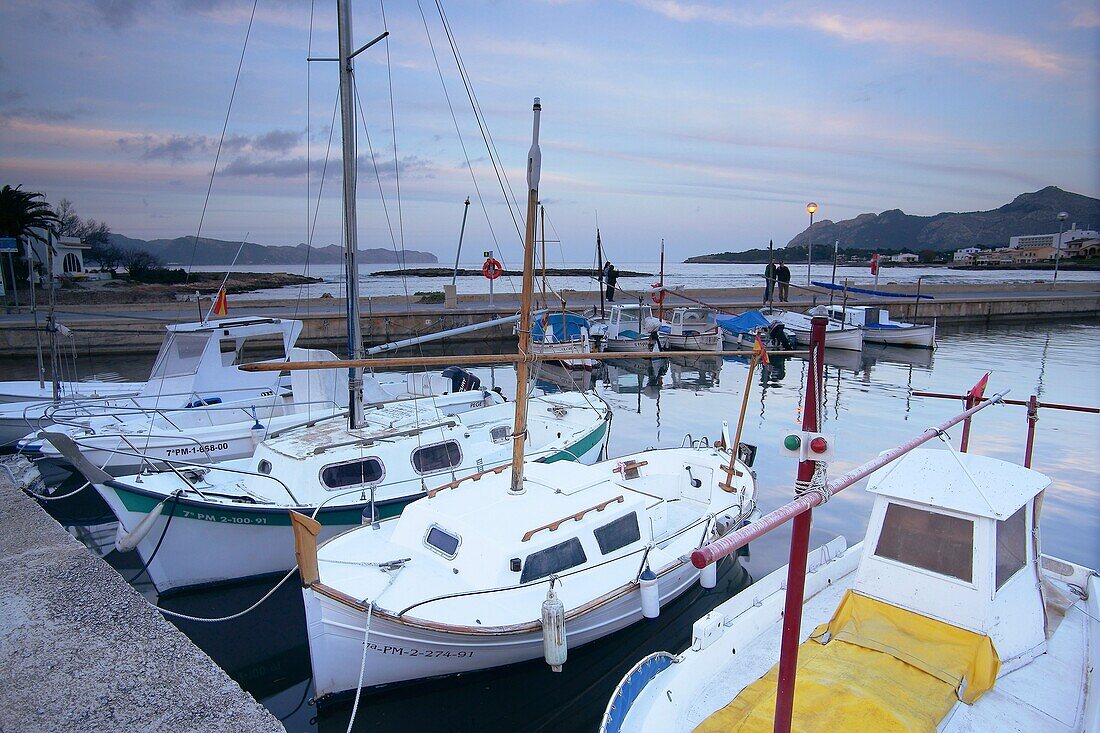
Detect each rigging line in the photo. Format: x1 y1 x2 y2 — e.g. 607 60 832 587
350 70 412 314
378 1 413 314
184 0 260 286
435 1 523 245
295 0 318 322
414 0 502 258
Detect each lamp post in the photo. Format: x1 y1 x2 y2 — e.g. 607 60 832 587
805 202 818 285
1053 211 1069 283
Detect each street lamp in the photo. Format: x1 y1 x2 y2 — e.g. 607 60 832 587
1053 211 1069 283
805 202 818 285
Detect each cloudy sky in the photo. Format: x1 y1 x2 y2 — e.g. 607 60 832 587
1 0 1097 264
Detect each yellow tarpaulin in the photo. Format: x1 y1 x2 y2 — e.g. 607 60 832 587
695 590 1000 733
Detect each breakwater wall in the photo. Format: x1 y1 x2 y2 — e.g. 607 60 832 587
1 282 1096 356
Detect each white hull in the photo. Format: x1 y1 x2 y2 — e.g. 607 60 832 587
307 559 702 697
787 324 864 351
603 336 653 352
0 380 141 404
531 341 595 369
658 331 722 352
862 324 936 348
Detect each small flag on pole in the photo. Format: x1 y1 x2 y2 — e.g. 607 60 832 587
968 372 990 403
753 333 770 365
212 286 228 317
870 253 879 276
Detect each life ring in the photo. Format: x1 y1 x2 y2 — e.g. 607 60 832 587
650 284 665 305
482 258 503 280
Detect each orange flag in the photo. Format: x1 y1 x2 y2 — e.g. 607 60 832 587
212 286 228 317
968 372 990 403
753 333 770 365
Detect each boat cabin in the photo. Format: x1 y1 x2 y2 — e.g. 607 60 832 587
856 449 1051 670
661 308 715 336
604 304 657 341
141 317 301 400
825 305 885 328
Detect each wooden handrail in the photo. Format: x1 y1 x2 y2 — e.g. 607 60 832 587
521 495 625 542
426 463 510 498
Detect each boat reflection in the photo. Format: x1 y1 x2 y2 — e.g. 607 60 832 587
668 354 722 389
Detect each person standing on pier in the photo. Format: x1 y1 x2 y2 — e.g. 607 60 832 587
776 259 791 302
604 262 618 302
763 258 776 304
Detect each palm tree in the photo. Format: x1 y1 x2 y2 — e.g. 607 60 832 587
0 185 59 300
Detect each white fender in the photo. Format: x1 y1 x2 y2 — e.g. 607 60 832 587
115 496 170 552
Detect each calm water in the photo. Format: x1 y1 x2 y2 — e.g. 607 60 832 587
190 262 1100 301
30 317 1100 732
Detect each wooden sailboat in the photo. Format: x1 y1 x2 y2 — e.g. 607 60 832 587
292 97 759 701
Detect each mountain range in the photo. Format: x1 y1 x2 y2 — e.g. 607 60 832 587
107 234 438 266
784 187 1099 253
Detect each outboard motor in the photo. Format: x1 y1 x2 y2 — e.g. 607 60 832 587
767 322 793 350
441 366 482 392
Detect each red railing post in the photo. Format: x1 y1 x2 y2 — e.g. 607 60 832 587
1024 395 1038 469
773 315 826 733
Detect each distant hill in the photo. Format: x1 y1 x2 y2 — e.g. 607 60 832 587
107 234 438 266
784 187 1099 253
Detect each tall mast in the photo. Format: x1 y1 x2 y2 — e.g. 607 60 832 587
596 226 604 319
509 97 543 496
336 0 364 429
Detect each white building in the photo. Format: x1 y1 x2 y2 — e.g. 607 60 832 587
1009 225 1098 250
953 247 982 262
890 253 919 263
27 229 91 281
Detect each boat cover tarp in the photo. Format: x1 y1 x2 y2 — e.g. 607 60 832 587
810 281 934 299
532 312 589 342
695 590 1000 733
715 310 770 335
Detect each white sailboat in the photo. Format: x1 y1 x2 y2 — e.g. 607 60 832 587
294 96 758 702
44 11 611 595
602 452 1097 732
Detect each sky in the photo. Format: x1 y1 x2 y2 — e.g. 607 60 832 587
1 0 1098 265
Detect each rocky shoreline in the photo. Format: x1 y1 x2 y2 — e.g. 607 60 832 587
18 271 322 305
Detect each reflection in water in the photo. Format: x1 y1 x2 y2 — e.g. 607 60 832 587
24 318 1099 732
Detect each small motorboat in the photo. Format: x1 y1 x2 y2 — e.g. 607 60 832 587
762 307 864 351
658 308 722 352
826 304 936 348
529 312 596 370
590 304 661 352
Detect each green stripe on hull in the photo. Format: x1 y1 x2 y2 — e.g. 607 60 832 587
542 420 607 464
111 484 409 527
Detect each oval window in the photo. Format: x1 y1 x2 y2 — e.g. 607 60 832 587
320 458 385 490
257 459 272 474
411 441 462 474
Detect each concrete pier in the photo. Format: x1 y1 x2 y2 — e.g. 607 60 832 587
0 281 1096 356
0 469 285 733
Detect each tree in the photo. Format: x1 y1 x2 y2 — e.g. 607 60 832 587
919 249 940 264
0 185 59 297
55 198 82 237
89 243 125 272
121 248 163 278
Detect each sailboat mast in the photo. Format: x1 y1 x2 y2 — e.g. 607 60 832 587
336 0 365 430
509 97 543 496
596 227 604 319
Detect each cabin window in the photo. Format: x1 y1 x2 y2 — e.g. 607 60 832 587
996 505 1028 589
874 503 974 582
594 512 641 555
412 441 462 474
490 425 511 444
257 460 272 475
220 336 287 367
424 525 461 559
320 457 384 490
150 333 208 378
520 537 588 584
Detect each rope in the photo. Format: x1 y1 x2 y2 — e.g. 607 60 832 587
25 480 91 501
794 461 831 504
345 601 374 733
157 566 299 622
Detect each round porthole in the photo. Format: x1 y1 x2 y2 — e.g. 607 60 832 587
258 460 272 474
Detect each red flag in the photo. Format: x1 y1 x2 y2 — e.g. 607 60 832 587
870 253 879 275
753 333 770 365
212 286 228 317
968 372 989 403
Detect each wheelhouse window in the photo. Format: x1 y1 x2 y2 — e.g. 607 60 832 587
490 425 511 444
220 336 287 367
412 441 462 474
996 505 1028 589
594 512 641 555
320 457 384 490
520 537 588 584
874 503 974 582
150 333 208 379
424 525 461 559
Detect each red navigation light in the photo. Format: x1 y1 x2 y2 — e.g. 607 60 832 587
809 436 829 454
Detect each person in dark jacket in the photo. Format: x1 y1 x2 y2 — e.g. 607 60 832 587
604 262 618 302
776 260 791 302
763 258 776 304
